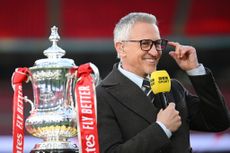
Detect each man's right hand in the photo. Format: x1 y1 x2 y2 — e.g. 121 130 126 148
156 103 182 132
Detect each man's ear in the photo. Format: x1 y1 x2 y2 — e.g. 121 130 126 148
115 42 125 57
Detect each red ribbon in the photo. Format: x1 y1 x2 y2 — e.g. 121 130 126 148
12 67 30 153
74 63 100 153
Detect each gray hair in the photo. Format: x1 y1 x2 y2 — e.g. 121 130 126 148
113 12 157 43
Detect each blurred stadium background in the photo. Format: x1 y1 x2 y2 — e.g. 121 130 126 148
0 0 229 152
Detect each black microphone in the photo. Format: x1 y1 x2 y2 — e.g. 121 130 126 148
150 70 171 109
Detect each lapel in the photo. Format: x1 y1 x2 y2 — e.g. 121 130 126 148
101 64 159 124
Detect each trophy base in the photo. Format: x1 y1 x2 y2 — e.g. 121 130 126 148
30 141 78 153
30 149 78 153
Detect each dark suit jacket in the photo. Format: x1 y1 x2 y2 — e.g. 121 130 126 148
96 63 229 153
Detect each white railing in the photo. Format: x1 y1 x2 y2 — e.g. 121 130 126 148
1 133 230 153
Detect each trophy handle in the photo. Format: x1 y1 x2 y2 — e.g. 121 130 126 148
89 62 101 86
24 96 35 113
74 63 100 153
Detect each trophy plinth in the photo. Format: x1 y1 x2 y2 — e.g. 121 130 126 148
30 148 78 153
24 26 81 153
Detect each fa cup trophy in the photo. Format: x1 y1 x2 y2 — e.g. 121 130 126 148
12 26 100 153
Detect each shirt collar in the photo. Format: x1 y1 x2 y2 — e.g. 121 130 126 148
118 63 144 88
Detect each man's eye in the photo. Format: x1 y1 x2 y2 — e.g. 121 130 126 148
142 41 151 46
155 40 162 45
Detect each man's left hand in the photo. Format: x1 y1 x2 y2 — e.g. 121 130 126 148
168 41 199 71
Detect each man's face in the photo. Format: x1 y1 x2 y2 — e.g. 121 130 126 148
118 22 162 78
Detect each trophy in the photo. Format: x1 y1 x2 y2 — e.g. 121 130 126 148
12 26 100 153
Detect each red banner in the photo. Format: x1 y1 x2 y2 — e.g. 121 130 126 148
12 68 29 153
74 63 100 153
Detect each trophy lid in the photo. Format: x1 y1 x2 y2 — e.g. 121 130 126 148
31 26 75 69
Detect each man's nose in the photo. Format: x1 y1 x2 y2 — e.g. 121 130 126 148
148 45 159 56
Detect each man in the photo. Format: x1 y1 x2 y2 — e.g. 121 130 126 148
96 12 229 153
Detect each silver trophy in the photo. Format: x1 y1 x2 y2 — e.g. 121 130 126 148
24 26 99 153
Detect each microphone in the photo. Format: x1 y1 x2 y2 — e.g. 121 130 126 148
150 70 171 109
